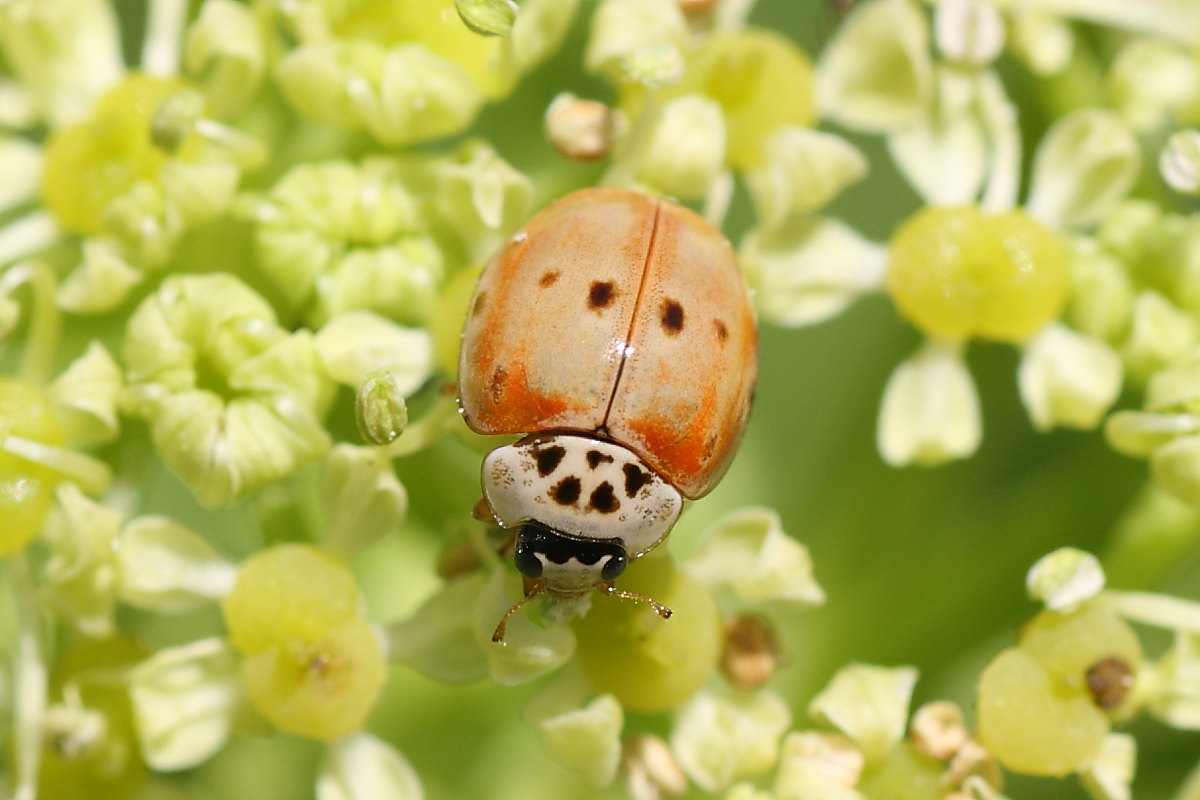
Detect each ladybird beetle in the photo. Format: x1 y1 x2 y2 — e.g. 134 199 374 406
458 188 757 641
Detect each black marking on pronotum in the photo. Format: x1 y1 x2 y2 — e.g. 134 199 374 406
534 445 566 476
589 482 619 513
588 281 615 310
551 476 582 505
623 463 650 498
586 450 614 469
516 520 627 567
661 299 684 334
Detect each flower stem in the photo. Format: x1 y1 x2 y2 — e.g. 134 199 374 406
1 260 60 386
382 396 458 459
1 437 113 494
8 555 47 800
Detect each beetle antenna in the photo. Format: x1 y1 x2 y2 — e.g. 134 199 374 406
492 582 546 643
597 583 673 620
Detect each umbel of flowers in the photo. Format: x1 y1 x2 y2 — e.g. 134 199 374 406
1 0 1200 799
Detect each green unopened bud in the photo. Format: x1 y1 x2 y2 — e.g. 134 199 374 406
1152 435 1200 505
1065 241 1133 343
355 372 409 446
150 89 205 154
455 0 518 36
808 664 918 765
1161 130 1200 195
636 94 725 199
670 687 791 791
1018 323 1122 431
1026 547 1106 611
1027 109 1141 229
508 0 579 72
317 733 425 800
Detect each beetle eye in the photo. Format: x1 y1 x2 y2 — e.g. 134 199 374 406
514 542 543 578
600 552 627 581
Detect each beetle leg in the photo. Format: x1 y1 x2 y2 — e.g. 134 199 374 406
597 582 673 620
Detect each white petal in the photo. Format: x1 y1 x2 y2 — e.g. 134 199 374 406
671 687 792 791
877 339 980 466
317 733 424 800
1018 323 1122 431
1027 109 1141 229
807 663 918 765
117 515 236 612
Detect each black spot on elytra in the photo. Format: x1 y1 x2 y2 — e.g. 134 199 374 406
714 319 728 342
586 450 614 469
539 270 560 288
661 299 684 334
589 482 619 513
489 366 506 402
551 476 582 505
472 291 487 316
535 445 566 476
588 281 615 310
623 464 650 498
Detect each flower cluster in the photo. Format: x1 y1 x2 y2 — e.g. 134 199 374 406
1 0 1200 799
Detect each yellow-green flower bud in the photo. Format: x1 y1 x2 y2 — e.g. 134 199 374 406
934 0 1004 66
1080 733 1136 800
57 238 143 314
0 136 41 216
1008 10 1073 75
1148 632 1200 729
455 0 518 36
0 377 66 554
1122 291 1199 383
385 573 489 684
434 141 533 262
275 41 485 146
354 373 409 447
122 274 333 507
477 570 577 686
1065 241 1133 344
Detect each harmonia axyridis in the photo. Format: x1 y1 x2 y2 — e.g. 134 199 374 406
458 187 757 641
